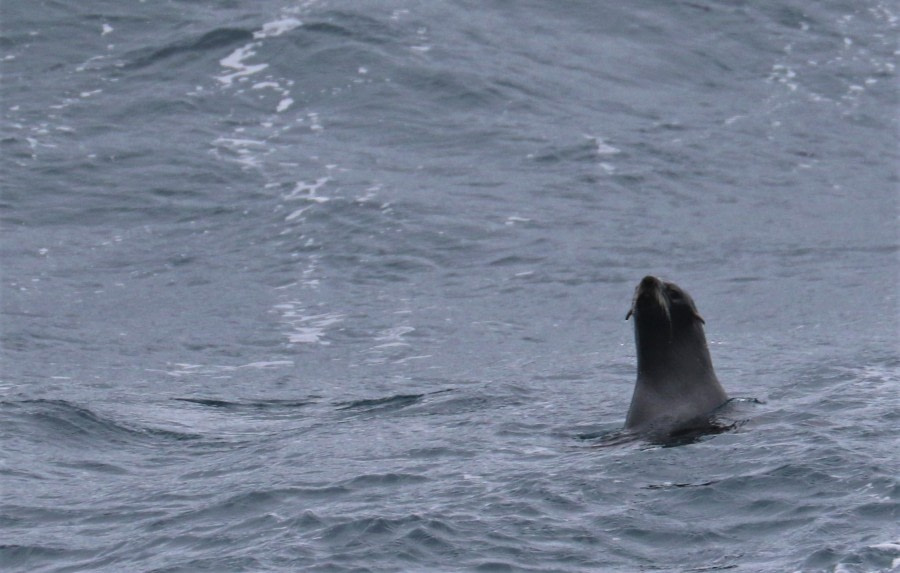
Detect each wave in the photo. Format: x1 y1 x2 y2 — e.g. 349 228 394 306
173 397 316 410
2 399 204 446
124 28 254 70
335 393 425 412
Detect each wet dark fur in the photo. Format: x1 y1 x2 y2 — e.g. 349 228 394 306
624 276 728 433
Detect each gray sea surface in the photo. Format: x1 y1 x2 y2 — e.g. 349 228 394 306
2 1 898 572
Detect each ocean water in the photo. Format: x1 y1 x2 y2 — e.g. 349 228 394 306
2 1 898 572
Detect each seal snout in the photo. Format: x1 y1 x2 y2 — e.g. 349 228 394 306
638 275 663 290
625 275 670 323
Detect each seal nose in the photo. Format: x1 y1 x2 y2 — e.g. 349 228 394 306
626 275 672 325
626 275 667 320
639 275 663 290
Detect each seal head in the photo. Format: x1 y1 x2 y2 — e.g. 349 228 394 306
624 276 728 432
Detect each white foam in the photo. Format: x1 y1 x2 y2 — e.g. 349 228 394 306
237 360 294 369
370 342 409 350
285 177 330 202
280 309 345 345
355 184 381 203
249 80 294 113
252 81 281 90
505 215 531 225
588 136 620 155
101 24 113 36
375 326 415 341
149 363 235 378
217 44 269 86
276 97 294 112
210 137 268 170
212 137 266 148
285 206 310 221
768 64 798 91
253 17 303 39
394 355 432 364
308 112 324 132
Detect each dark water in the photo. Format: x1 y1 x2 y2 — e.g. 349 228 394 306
2 1 899 572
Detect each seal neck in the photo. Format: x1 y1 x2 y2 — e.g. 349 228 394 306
634 320 715 382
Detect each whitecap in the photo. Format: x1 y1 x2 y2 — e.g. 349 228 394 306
217 44 269 86
280 309 345 345
276 97 294 112
285 177 330 202
237 360 294 369
253 17 303 39
587 136 620 156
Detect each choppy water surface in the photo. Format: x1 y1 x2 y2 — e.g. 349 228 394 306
2 1 898 572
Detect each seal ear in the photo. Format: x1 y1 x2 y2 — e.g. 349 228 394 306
686 296 705 324
686 299 705 324
625 309 633 321
666 282 705 325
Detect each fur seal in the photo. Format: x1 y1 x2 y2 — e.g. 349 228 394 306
624 275 728 433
